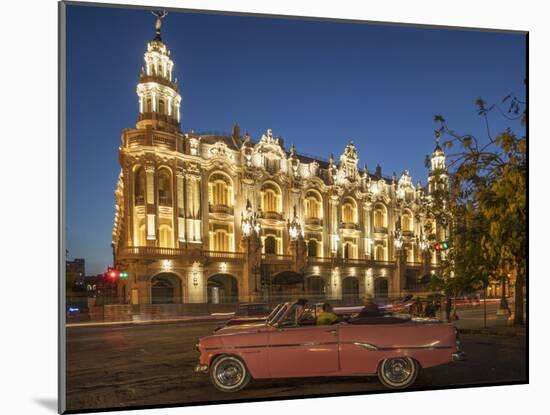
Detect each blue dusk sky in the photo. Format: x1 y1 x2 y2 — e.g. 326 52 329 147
66 4 526 275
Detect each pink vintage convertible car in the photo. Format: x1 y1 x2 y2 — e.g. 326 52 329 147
194 300 464 392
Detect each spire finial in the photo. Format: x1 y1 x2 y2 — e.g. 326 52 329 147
152 10 168 40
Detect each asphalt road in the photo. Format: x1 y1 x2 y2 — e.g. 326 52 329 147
65 320 527 412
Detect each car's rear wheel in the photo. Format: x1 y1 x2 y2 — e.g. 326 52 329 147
377 357 419 389
210 355 251 392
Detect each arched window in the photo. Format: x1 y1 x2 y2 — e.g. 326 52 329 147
305 190 322 219
146 98 152 113
342 241 357 259
212 230 230 251
374 244 387 261
134 167 146 205
402 210 413 232
342 198 357 224
208 173 233 207
308 240 318 257
265 235 277 255
209 223 234 252
137 223 146 246
374 204 388 229
158 224 173 248
343 243 350 259
261 182 282 213
158 99 165 115
158 168 172 206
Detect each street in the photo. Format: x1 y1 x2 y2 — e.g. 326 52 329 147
66 314 527 412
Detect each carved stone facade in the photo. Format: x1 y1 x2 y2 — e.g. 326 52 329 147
112 19 448 306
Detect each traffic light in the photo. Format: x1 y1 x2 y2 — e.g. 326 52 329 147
433 241 450 251
106 267 119 279
119 271 129 279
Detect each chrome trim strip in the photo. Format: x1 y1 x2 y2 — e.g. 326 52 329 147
205 341 339 351
353 342 379 351
205 342 449 352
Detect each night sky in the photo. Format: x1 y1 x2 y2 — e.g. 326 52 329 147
66 4 526 275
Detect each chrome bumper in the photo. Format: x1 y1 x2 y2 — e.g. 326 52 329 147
452 351 466 361
194 363 209 374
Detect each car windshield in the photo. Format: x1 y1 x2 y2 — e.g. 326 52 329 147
275 303 306 327
266 303 283 321
267 303 288 326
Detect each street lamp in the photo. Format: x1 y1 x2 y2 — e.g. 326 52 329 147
393 228 403 250
287 205 303 240
365 237 374 257
241 199 261 237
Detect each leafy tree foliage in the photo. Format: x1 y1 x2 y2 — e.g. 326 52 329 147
429 90 526 325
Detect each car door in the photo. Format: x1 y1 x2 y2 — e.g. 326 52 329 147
268 324 339 378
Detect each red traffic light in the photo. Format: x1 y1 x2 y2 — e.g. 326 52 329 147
106 267 119 279
434 243 441 251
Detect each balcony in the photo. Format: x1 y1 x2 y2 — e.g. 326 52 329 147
128 135 146 147
406 261 424 267
124 130 179 151
373 226 388 234
260 211 283 221
118 246 188 259
138 74 179 91
305 217 323 226
307 256 396 268
159 196 172 207
403 230 414 237
203 250 245 261
117 247 245 262
262 253 293 265
209 204 234 215
341 222 360 231
153 135 177 149
134 195 145 206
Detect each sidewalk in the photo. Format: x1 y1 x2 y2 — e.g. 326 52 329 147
66 313 233 328
439 311 526 336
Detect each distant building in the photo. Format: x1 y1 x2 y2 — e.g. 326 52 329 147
112 15 449 306
66 258 85 287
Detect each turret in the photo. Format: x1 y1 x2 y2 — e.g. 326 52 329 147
428 137 448 193
135 11 182 133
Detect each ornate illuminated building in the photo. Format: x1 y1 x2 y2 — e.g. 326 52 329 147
112 14 449 306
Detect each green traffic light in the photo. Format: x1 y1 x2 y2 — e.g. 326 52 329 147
442 241 449 250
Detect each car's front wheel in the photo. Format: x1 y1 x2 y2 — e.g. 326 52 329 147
210 355 251 392
377 357 419 389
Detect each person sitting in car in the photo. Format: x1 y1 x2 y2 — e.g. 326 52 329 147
317 303 338 325
356 296 384 318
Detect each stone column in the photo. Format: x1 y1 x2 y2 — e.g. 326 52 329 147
123 162 133 247
329 196 339 255
186 173 202 243
393 248 406 299
145 164 156 243
176 167 186 245
241 233 261 303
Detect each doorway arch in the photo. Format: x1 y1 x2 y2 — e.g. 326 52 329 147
342 277 360 304
306 276 326 301
207 274 239 304
374 277 389 300
151 273 182 304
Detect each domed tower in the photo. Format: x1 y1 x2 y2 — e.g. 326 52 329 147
428 138 448 193
136 11 182 133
